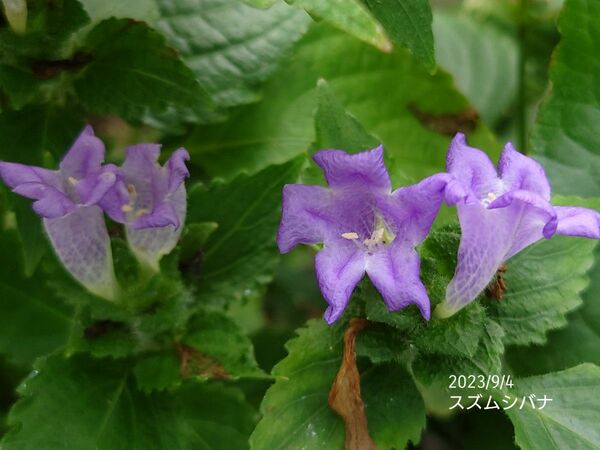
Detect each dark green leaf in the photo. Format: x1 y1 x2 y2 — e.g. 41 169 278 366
250 319 425 450
187 157 303 306
2 354 257 450
0 230 73 366
134 351 181 392
362 0 435 70
74 18 213 121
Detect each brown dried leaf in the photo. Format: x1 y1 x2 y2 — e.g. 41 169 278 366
328 318 377 450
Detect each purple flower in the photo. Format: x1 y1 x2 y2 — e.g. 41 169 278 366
277 146 449 324
0 126 119 299
101 144 190 271
436 133 600 318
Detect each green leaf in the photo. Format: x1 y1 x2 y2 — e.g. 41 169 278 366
0 0 89 58
250 320 425 450
502 197 600 375
182 309 266 379
133 351 181 392
362 0 435 70
185 25 497 183
0 229 73 366
0 64 41 109
487 233 597 347
0 107 84 274
411 319 505 415
433 11 519 124
288 0 392 52
531 0 600 196
505 364 600 450
153 0 312 108
187 158 303 306
2 354 257 450
74 18 213 121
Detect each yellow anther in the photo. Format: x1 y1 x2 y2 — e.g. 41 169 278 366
67 176 78 186
135 208 149 217
121 204 133 213
341 232 359 240
487 192 497 202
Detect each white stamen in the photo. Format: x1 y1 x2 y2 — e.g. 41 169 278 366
135 208 149 217
482 191 498 207
341 232 359 240
121 204 133 212
67 176 78 186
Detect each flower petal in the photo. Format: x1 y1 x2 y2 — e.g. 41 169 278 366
380 173 451 245
44 206 117 300
126 184 187 271
59 126 106 180
554 206 600 238
277 184 335 253
76 170 117 206
0 162 59 193
366 241 430 319
315 240 367 324
488 189 557 248
122 143 163 210
440 194 554 317
167 148 190 192
32 189 76 218
312 146 391 191
446 133 500 200
497 142 551 200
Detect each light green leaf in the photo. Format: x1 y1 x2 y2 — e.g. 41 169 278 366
2 354 257 450
133 351 181 392
74 18 213 121
186 25 497 184
506 364 600 450
154 0 311 108
187 158 303 306
531 0 600 196
433 11 518 124
487 231 597 346
288 0 392 52
250 320 425 450
362 0 435 70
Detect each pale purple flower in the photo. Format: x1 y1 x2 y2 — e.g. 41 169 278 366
0 126 119 299
101 144 190 271
436 133 600 318
277 146 450 324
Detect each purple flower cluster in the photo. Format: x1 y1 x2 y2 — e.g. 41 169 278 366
278 135 600 324
0 126 190 299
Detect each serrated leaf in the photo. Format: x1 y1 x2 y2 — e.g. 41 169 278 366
182 309 265 379
289 0 392 52
531 0 600 196
2 354 257 450
186 25 497 183
154 0 311 108
74 18 212 121
411 319 505 415
250 320 425 450
502 197 600 375
187 157 303 306
487 232 597 346
362 0 435 70
433 11 518 124
0 230 73 366
505 364 600 450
